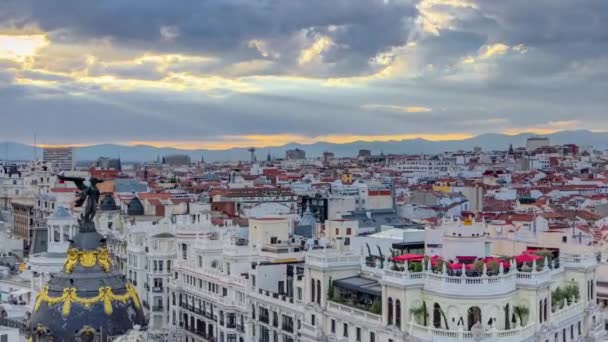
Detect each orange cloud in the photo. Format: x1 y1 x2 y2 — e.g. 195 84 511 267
126 132 474 150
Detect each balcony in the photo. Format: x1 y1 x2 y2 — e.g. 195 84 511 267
407 320 536 342
326 301 382 324
305 253 361 269
152 305 164 312
152 286 164 293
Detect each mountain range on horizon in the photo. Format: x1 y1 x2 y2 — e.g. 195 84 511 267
1 130 606 163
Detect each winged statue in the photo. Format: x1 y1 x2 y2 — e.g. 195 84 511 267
58 174 104 223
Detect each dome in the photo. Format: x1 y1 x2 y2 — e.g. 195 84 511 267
127 197 144 216
298 206 317 228
48 206 72 220
29 226 146 341
100 194 118 211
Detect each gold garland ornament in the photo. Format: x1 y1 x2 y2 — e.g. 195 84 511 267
34 283 141 316
64 247 111 273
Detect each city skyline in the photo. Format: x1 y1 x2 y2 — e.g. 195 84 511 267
1 1 607 148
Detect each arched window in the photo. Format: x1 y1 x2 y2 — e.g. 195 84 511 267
316 280 321 304
543 298 548 322
395 299 401 329
311 279 315 304
539 300 543 323
433 303 442 328
467 307 482 331
387 298 393 325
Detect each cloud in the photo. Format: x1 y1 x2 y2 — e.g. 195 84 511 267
0 33 49 62
362 104 432 113
0 0 607 148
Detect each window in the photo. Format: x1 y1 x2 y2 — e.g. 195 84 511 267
335 228 339 235
297 287 302 300
343 323 348 337
369 332 375 342
346 228 352 235
345 237 350 246
356 327 361 341
570 325 574 339
388 298 393 325
182 243 188 260
395 299 401 328
331 319 335 333
562 236 567 243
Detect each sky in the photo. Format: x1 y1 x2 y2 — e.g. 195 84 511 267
0 0 607 150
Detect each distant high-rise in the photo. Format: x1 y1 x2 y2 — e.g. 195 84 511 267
322 151 335 162
95 156 121 170
358 149 371 158
162 154 191 166
42 147 74 171
248 147 257 163
526 136 550 152
285 148 305 160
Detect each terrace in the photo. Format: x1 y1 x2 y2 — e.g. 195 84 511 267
328 276 382 315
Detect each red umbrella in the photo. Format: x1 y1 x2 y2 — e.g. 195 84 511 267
456 256 477 262
392 253 424 262
449 263 472 270
515 254 542 263
483 257 511 268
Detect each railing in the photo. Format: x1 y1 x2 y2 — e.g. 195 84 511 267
327 301 382 324
551 301 585 326
407 320 536 342
174 260 248 287
253 288 295 305
305 253 361 269
560 254 597 268
0 318 27 333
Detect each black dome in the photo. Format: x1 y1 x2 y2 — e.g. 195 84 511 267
100 194 118 211
127 197 144 216
29 226 146 341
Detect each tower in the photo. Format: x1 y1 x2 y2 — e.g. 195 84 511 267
248 147 257 163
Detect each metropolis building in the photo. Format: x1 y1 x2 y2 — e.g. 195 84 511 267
28 176 146 341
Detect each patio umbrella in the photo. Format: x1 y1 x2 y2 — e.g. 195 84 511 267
515 253 542 263
392 253 424 262
449 263 472 270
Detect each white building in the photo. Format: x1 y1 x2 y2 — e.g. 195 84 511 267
166 216 605 342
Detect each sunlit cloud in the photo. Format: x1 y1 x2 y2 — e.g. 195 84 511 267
416 0 478 35
0 33 49 63
502 120 583 135
362 104 432 113
126 132 474 150
298 35 334 65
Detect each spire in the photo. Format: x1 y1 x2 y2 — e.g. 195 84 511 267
508 144 514 155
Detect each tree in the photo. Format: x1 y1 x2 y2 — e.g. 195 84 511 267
513 305 529 326
369 298 382 315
